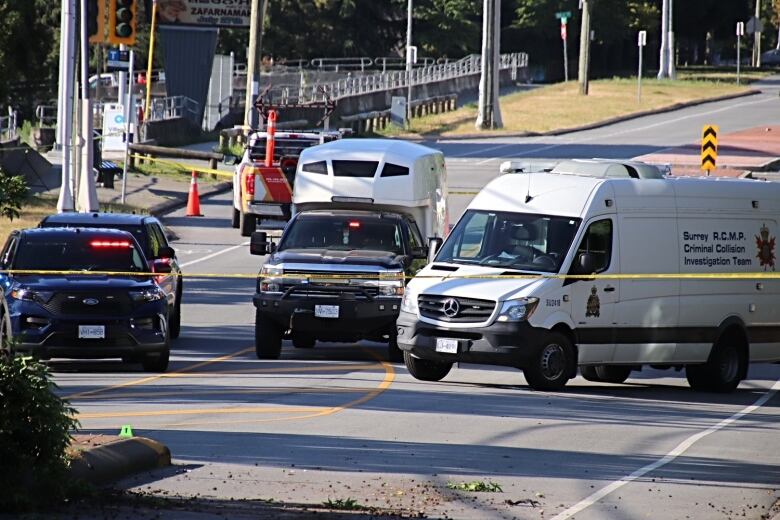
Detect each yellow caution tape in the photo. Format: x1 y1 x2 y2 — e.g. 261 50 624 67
128 154 233 178
2 269 780 280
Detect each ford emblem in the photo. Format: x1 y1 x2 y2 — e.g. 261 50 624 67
83 298 99 306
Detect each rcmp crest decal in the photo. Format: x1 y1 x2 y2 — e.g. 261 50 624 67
756 223 776 271
585 286 600 317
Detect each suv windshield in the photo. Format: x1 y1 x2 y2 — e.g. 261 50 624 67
14 236 147 272
280 215 405 255
436 210 581 273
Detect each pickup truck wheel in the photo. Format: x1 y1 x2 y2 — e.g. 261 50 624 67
231 207 240 228
686 333 745 393
239 210 256 237
387 332 403 362
403 351 452 381
595 365 632 384
255 310 282 359
292 334 315 349
523 332 574 391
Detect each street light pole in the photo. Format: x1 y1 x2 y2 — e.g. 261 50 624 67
405 0 413 128
56 0 76 212
77 0 98 212
658 0 669 79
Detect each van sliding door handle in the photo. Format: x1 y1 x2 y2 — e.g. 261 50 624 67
603 286 616 292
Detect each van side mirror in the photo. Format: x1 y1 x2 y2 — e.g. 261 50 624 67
223 154 240 166
157 246 175 259
427 237 443 264
250 231 275 256
574 253 596 275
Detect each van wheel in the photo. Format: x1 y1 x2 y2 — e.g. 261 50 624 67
231 207 240 228
403 351 452 381
292 334 315 349
255 310 282 359
239 210 256 237
594 365 632 384
387 331 403 362
686 333 745 393
524 333 574 391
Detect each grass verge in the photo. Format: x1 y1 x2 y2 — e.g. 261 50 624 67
379 76 757 138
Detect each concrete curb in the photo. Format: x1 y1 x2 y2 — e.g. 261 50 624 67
148 180 232 217
69 437 171 485
417 89 761 141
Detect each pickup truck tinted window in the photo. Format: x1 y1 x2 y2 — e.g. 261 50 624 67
281 215 404 254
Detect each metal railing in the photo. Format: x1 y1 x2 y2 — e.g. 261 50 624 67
268 52 528 104
36 104 57 126
0 107 18 142
148 95 200 123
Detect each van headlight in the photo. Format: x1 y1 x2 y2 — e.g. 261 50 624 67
496 297 539 322
400 291 418 314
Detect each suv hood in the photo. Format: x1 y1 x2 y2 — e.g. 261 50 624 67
408 263 548 302
272 249 405 270
12 274 156 292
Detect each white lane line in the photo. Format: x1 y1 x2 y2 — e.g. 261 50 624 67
551 378 780 520
180 241 249 268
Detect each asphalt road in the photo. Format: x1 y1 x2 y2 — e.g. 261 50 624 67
51 87 780 519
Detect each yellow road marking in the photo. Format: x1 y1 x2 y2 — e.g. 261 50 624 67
78 405 326 419
63 346 255 400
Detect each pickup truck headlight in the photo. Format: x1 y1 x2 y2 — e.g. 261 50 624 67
400 291 418 314
378 281 404 297
129 287 166 303
496 297 539 322
9 284 53 303
259 264 285 293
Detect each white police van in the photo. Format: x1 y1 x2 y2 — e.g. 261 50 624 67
397 159 780 392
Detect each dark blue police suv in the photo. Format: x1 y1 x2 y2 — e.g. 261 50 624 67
0 227 172 372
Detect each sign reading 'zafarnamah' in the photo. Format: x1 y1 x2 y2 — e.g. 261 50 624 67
148 0 251 28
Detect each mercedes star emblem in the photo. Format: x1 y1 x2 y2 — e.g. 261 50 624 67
442 298 460 318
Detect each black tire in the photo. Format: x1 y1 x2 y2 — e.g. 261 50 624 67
686 333 746 393
580 365 600 382
239 210 256 237
0 310 10 353
142 345 170 372
594 365 632 384
403 351 452 381
255 310 282 359
292 334 315 349
169 284 182 339
387 331 403 363
231 207 240 228
523 332 575 391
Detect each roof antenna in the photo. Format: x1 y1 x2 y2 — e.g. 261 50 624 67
525 173 533 203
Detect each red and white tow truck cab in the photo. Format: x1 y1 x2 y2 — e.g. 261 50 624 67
228 111 343 236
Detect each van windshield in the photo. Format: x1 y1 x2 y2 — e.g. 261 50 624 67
435 210 581 273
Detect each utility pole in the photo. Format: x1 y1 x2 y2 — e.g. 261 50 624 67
754 0 762 67
56 0 76 212
578 0 592 95
405 0 413 128
657 0 669 78
78 0 99 212
476 0 503 129
244 0 268 131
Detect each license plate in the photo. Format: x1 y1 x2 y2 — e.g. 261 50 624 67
435 338 458 354
78 325 105 339
314 305 339 319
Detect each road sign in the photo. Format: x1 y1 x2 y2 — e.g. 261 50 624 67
701 125 718 172
107 48 130 72
736 21 745 36
638 30 647 47
102 103 126 152
555 11 572 20
746 16 764 34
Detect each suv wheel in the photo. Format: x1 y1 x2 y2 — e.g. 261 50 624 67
523 332 574 391
0 310 11 353
231 207 240 229
403 351 452 381
239 210 256 237
255 310 282 359
169 284 182 339
142 341 170 373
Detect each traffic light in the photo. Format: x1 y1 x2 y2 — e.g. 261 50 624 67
108 0 137 45
87 0 106 44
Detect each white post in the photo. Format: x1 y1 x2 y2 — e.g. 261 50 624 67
563 20 569 82
668 0 675 78
737 22 744 85
637 31 646 103
405 0 413 128
657 0 669 79
78 0 99 213
118 44 128 103
121 50 135 204
57 0 76 212
754 0 762 67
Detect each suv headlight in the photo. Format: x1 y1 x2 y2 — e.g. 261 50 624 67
400 291 418 314
9 284 53 303
129 287 166 303
496 297 539 322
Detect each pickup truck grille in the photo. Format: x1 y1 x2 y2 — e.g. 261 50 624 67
418 295 495 323
284 284 379 299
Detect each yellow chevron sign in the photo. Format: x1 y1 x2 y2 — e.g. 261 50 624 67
701 125 718 171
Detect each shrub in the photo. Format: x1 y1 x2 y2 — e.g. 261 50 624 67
0 172 28 220
0 351 80 511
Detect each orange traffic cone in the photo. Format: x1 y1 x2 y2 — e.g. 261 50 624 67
186 171 203 217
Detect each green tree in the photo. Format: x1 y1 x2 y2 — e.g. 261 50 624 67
0 173 28 221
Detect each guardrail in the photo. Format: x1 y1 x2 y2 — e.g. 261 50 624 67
340 93 458 135
148 95 200 123
0 107 18 142
129 142 222 172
